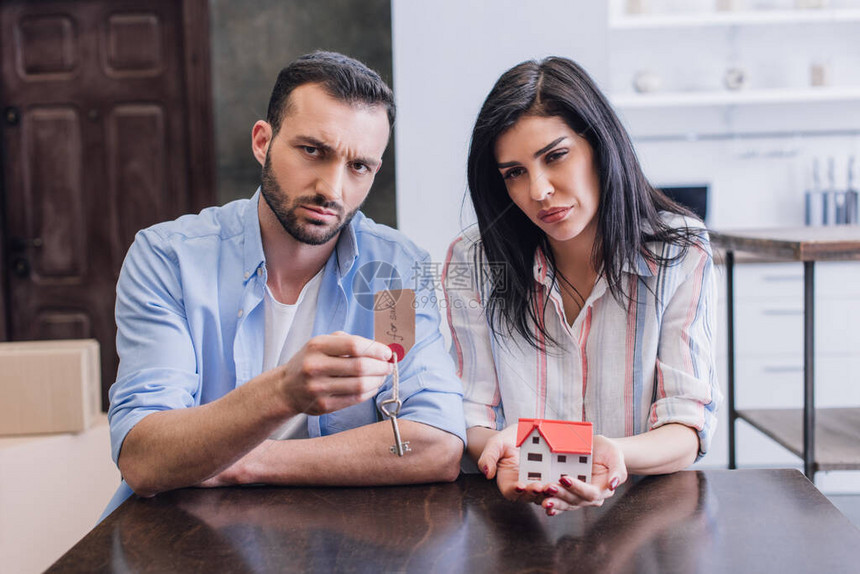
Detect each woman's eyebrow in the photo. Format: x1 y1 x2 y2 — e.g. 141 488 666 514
497 136 568 169
533 136 566 158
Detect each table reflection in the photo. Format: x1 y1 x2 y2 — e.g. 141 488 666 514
104 472 713 573
467 471 714 573
111 482 470 572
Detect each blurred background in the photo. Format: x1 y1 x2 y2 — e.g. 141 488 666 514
2 1 860 571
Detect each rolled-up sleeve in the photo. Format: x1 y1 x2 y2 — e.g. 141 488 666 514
374 252 467 445
650 235 722 458
108 230 199 464
441 234 504 431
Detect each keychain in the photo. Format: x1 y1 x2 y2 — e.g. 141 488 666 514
374 289 415 457
379 345 410 456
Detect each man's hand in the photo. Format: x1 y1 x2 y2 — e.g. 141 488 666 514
197 440 271 488
277 332 393 416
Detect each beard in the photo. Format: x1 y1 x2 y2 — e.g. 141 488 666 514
260 152 361 246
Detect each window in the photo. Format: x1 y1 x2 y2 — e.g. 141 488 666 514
557 455 567 463
579 456 588 464
578 475 587 482
527 453 543 462
528 472 542 481
532 436 540 444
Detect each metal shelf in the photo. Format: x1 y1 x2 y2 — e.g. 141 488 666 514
738 408 860 471
611 87 860 109
611 8 860 30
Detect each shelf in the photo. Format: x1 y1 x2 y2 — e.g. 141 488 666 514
611 8 860 30
611 87 860 109
738 408 860 471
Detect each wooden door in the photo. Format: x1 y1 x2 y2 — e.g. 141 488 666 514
0 0 214 408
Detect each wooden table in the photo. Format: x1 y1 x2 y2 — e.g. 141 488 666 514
47 470 860 573
711 227 860 479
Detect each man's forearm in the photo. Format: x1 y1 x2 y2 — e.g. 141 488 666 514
233 420 463 486
118 369 294 497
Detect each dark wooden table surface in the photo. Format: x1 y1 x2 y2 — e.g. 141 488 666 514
48 469 860 573
711 226 860 261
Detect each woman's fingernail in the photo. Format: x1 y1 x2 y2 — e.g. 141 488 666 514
545 501 554 509
515 486 524 493
559 476 573 488
482 465 489 475
610 477 620 491
546 485 558 495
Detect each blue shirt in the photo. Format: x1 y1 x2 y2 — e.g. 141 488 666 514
103 192 465 517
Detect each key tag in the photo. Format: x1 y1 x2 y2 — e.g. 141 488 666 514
374 289 415 456
374 288 415 361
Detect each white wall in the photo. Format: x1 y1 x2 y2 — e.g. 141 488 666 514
392 0 609 264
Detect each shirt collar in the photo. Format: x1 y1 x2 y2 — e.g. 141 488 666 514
621 251 656 277
531 245 655 286
243 189 361 283
242 189 266 283
335 211 360 277
532 247 553 288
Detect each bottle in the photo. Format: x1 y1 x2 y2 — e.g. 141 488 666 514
805 158 824 226
847 156 859 225
825 157 838 225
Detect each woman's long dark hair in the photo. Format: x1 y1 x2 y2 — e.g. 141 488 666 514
467 57 700 349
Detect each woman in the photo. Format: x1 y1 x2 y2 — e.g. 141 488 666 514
443 57 720 515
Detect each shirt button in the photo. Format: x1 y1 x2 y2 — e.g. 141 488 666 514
257 267 263 276
237 309 244 318
243 271 250 280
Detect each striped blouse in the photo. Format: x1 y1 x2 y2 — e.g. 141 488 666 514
442 216 721 457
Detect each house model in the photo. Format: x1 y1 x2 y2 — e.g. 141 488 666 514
516 418 593 484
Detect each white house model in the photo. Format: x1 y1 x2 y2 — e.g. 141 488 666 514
517 418 593 484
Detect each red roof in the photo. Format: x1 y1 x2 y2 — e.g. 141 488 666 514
515 418 593 455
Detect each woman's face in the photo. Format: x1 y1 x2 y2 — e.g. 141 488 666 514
494 114 600 249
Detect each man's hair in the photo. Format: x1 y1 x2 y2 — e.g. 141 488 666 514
266 51 395 135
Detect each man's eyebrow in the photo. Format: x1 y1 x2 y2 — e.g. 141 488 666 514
355 155 381 169
293 135 332 153
497 136 568 169
292 135 380 169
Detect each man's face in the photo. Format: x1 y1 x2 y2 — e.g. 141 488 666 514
256 83 390 246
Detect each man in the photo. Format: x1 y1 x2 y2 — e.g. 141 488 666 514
103 52 465 516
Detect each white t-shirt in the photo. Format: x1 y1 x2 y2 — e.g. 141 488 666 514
263 269 324 440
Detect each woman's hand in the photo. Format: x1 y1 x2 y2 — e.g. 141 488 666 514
476 427 628 513
475 425 557 504
475 425 544 503
540 435 627 516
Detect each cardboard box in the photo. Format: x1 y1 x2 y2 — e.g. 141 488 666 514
0 414 121 574
0 339 101 436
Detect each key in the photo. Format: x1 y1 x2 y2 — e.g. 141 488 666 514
388 413 411 456
380 354 411 456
